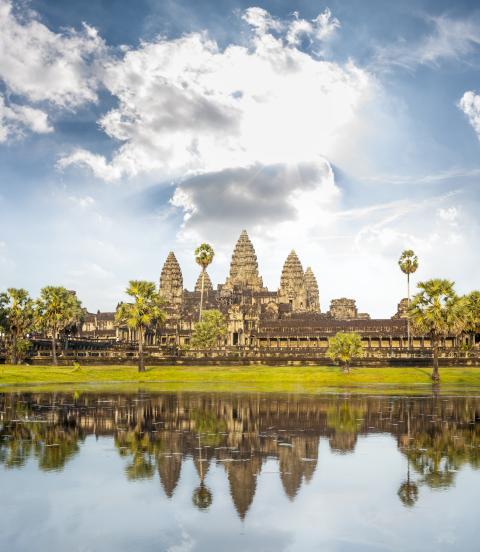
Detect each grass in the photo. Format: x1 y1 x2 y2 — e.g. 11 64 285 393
1 364 480 394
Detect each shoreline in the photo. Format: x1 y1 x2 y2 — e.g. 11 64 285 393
2 365 480 393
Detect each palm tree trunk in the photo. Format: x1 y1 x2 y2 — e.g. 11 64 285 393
11 329 18 365
51 331 58 366
138 329 145 373
431 333 440 383
199 269 205 322
407 273 410 348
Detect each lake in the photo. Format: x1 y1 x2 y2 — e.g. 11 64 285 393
1 389 479 551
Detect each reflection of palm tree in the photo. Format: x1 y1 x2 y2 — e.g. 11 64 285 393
192 482 213 509
192 433 213 510
398 459 419 508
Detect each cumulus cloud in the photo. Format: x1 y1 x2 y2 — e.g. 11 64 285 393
0 0 105 109
170 159 338 238
59 7 371 181
0 94 52 142
459 90 480 138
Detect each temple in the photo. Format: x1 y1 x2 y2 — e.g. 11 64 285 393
68 229 479 365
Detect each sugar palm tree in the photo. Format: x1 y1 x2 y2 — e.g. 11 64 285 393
398 249 419 347
464 290 480 348
35 287 83 365
115 280 166 372
409 279 466 383
2 288 34 364
194 243 214 321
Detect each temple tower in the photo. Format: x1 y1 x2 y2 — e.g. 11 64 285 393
223 230 264 291
278 250 307 311
159 251 183 307
304 267 320 312
195 271 213 293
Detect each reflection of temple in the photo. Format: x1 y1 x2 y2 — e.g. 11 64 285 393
1 392 480 519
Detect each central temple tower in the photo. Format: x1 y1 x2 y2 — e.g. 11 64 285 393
223 230 264 291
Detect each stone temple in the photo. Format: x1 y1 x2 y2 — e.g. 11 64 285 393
80 229 467 355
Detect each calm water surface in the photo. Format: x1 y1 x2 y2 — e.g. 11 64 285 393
1 390 479 551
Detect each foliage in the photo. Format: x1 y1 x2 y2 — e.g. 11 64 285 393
194 243 215 269
464 290 480 335
327 332 364 373
35 286 83 365
409 279 467 382
1 288 35 364
398 249 419 277
194 243 215 321
115 280 166 372
35 286 83 337
191 310 227 349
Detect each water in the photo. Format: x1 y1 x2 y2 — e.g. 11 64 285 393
1 390 479 551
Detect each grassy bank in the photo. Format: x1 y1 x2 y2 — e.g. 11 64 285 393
1 364 480 391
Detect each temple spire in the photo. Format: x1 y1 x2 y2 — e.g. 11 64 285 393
278 250 307 311
159 251 183 306
305 267 320 313
223 230 263 291
195 270 213 293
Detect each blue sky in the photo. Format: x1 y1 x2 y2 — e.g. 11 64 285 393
0 0 479 316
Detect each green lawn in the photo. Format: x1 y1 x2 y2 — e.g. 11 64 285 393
1 364 480 393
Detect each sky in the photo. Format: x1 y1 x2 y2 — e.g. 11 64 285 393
0 0 479 317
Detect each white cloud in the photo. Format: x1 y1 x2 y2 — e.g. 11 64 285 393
374 15 480 70
0 94 52 142
59 7 371 181
459 90 480 138
68 195 96 208
0 0 105 109
437 206 459 225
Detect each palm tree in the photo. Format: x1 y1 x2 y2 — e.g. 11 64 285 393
115 280 166 372
409 279 467 383
398 249 419 347
2 288 34 364
464 291 480 348
35 287 83 365
194 243 214 321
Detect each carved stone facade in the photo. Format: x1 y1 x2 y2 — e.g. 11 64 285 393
75 229 477 354
327 298 370 321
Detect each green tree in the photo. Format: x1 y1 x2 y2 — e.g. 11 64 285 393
327 332 364 373
2 289 34 364
398 249 419 346
35 287 83 365
0 291 9 350
191 309 227 349
115 280 166 372
464 291 480 348
409 279 467 383
194 243 214 321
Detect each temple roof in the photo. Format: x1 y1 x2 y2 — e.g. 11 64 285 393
304 267 320 312
195 270 213 293
159 251 183 301
224 230 263 291
279 250 305 294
